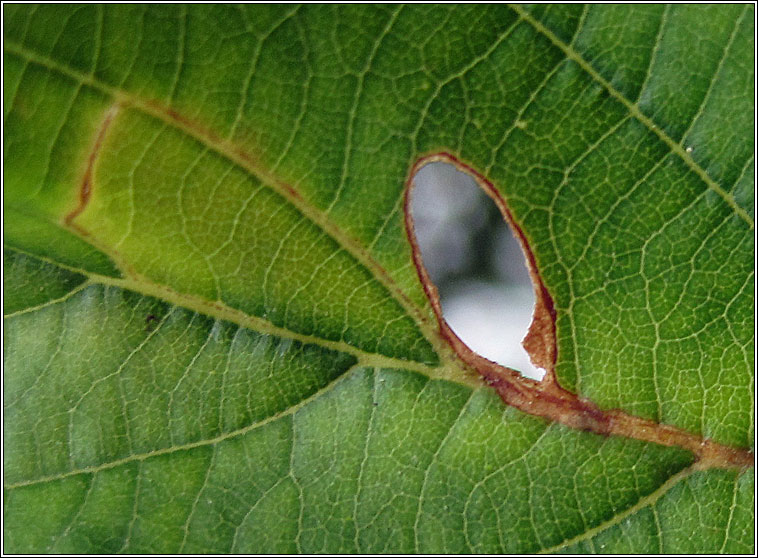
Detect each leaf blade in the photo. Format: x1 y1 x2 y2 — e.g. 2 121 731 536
3 4 753 553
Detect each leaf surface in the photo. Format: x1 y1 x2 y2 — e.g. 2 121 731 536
3 4 753 553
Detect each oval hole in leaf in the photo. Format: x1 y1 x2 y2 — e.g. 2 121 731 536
410 161 545 380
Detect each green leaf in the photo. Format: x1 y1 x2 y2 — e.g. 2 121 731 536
4 4 753 554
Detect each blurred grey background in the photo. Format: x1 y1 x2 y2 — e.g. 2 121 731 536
411 162 544 380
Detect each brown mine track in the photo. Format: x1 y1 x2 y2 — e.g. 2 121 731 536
65 104 121 226
403 151 753 471
62 97 752 471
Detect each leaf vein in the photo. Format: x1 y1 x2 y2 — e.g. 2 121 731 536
537 464 695 553
412 390 476 553
512 4 753 229
3 40 441 358
678 5 749 149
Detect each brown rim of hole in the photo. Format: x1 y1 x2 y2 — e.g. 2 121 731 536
404 152 559 389
402 152 753 471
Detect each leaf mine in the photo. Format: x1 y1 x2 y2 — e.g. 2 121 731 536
404 152 753 471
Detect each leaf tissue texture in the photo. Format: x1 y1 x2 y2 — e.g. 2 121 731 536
3 4 754 554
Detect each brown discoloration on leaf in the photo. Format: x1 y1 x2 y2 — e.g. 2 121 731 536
65 104 121 225
404 152 753 471
147 100 306 205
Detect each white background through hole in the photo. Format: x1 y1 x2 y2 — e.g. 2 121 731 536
411 162 545 380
